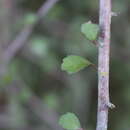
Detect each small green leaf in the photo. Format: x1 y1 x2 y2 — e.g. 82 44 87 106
24 13 38 25
81 21 99 41
59 112 81 130
30 37 49 57
61 55 91 74
43 93 59 109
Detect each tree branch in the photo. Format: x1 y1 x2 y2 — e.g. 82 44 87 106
3 0 59 64
96 0 115 130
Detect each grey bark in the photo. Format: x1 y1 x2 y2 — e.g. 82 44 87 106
96 0 114 130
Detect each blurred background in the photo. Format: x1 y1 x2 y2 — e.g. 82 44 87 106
0 0 130 130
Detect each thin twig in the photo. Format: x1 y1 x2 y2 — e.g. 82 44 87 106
96 0 115 130
3 0 59 64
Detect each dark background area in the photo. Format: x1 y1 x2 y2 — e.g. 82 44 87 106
0 0 130 130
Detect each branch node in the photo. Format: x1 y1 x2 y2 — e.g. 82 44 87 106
111 12 118 17
106 102 116 109
92 40 99 47
98 37 104 48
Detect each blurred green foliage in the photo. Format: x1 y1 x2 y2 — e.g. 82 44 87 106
0 0 130 130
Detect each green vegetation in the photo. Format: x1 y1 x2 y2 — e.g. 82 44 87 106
0 0 129 130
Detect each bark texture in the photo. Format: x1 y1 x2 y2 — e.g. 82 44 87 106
96 0 112 130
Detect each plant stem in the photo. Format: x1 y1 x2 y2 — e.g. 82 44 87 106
0 0 59 78
3 0 59 64
96 0 112 130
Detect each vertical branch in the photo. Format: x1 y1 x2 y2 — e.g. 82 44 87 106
0 0 12 47
0 0 13 76
96 0 114 130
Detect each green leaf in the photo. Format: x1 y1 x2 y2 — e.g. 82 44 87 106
81 21 99 41
43 93 59 109
30 37 49 57
24 13 38 25
61 55 91 74
59 112 81 130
